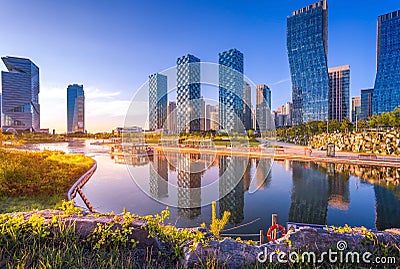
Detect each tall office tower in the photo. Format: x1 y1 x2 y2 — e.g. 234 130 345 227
286 101 293 126
243 81 252 130
167 101 177 133
149 73 168 131
361 88 374 120
67 84 85 133
277 105 286 114
373 10 400 114
328 65 350 121
177 54 201 133
351 97 361 123
205 104 211 130
210 110 219 130
200 96 205 131
1 56 40 132
255 84 271 132
251 108 257 130
287 0 329 125
205 104 218 130
219 48 244 133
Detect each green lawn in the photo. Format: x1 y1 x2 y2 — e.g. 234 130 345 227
0 149 94 213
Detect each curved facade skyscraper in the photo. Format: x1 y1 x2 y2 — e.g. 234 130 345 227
287 0 329 125
1 56 40 132
372 10 400 115
219 48 244 133
177 54 201 133
67 84 85 133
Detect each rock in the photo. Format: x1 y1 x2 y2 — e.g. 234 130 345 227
7 210 160 250
181 227 400 268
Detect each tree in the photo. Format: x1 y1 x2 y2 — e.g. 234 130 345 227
328 119 341 133
357 118 367 130
340 118 352 132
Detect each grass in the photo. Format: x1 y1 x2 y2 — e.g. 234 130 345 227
0 203 399 268
0 149 94 213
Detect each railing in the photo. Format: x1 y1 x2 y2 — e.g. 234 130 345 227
67 161 98 213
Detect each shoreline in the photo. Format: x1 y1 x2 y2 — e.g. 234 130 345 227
151 145 400 168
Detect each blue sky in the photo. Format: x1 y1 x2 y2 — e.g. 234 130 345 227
0 0 398 132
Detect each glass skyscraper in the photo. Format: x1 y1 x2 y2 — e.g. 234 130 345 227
328 65 350 121
1 56 40 132
287 0 329 125
148 73 167 131
373 10 400 115
361 88 374 120
351 97 361 123
67 84 85 133
255 84 271 132
177 54 201 133
243 81 252 130
219 48 244 133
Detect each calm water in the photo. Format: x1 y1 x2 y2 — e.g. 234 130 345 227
23 140 400 235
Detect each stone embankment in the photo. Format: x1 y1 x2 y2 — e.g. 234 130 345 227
318 162 400 184
7 210 400 268
309 131 400 155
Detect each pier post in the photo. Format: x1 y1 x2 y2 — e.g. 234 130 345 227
272 214 278 240
259 230 264 244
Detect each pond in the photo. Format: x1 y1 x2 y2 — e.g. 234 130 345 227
23 140 400 237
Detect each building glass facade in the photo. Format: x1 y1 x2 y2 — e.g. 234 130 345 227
243 81 252 130
287 0 329 125
351 97 361 123
219 48 244 133
177 54 201 133
149 73 168 131
1 56 40 132
373 10 400 114
328 65 350 121
167 101 177 133
361 88 374 120
255 84 271 132
67 84 85 133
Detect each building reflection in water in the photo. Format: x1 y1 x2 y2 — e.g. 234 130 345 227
374 185 400 230
177 153 202 219
326 163 350 211
289 162 329 225
149 150 168 199
219 156 246 225
255 159 272 190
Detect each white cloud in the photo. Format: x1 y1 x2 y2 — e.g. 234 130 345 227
270 78 290 86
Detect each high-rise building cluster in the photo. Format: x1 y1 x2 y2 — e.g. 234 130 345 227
287 0 399 125
273 102 293 128
148 49 273 134
0 56 86 134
